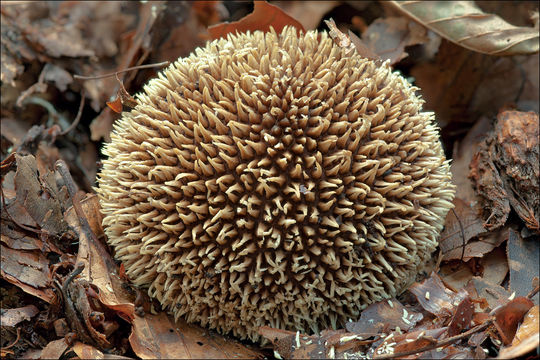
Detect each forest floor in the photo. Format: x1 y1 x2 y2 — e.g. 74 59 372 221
1 1 539 359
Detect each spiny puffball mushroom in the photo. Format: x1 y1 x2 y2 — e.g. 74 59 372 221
96 26 456 342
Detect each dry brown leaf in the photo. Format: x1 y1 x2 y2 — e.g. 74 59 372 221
1 9 39 85
345 298 423 334
148 2 205 63
41 63 73 92
443 244 509 300
389 1 539 56
361 16 429 64
26 23 95 58
106 79 138 114
1 118 32 152
71 342 133 359
0 244 54 303
192 1 226 27
0 305 39 327
129 313 262 359
409 272 466 318
106 96 123 114
493 297 534 345
512 305 539 345
498 305 539 358
377 328 447 357
63 2 136 59
467 276 511 310
507 229 540 302
481 245 509 287
90 107 116 142
410 40 496 127
470 54 538 115
1 220 43 251
272 1 338 30
411 35 538 126
208 1 305 40
439 198 488 261
440 261 475 291
39 338 69 360
64 194 136 323
87 2 195 141
0 153 77 303
13 154 68 236
261 326 372 360
498 333 540 359
440 115 491 259
1 50 24 87
448 296 474 336
448 116 493 202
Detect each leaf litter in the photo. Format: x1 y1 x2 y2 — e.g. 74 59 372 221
1 1 538 359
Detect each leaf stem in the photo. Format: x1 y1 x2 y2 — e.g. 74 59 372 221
73 61 170 80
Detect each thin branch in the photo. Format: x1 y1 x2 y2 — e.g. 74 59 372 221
62 262 85 296
60 89 86 136
73 61 170 81
55 160 117 279
1 328 21 351
55 160 78 198
451 207 466 262
373 319 493 359
527 284 539 299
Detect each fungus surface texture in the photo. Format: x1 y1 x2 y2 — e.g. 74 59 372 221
96 27 456 342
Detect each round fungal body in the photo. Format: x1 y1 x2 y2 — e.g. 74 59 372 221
97 27 455 342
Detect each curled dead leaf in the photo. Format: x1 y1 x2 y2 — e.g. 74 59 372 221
0 305 39 327
409 272 466 318
389 1 539 55
493 297 534 345
498 305 539 358
208 1 305 40
345 298 422 335
448 296 475 336
130 313 262 359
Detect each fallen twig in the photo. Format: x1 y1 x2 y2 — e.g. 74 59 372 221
59 262 98 346
451 207 466 262
527 284 539 299
73 61 170 81
0 328 21 352
60 90 86 136
55 160 116 280
373 319 493 359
